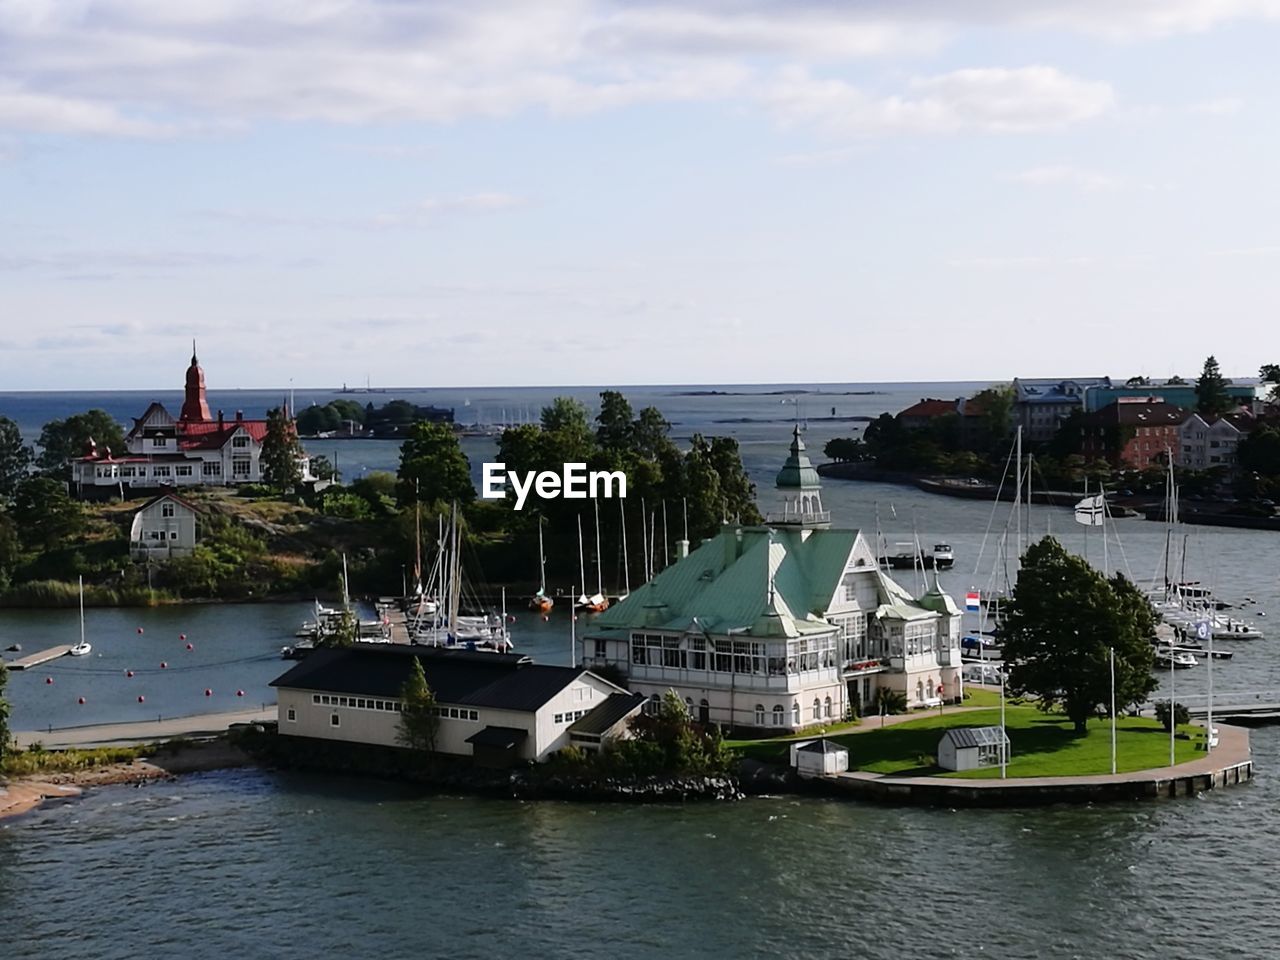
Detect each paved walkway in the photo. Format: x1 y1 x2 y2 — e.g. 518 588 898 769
12 707 275 750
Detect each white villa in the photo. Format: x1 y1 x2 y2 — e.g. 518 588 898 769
1177 410 1256 474
582 427 964 733
72 347 307 496
129 493 199 561
272 645 646 766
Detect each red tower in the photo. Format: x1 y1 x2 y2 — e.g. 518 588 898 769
179 341 212 422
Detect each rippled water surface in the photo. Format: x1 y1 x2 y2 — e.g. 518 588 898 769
3 729 1277 960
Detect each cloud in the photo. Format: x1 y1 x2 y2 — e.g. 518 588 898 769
203 192 524 229
1010 164 1121 191
763 66 1114 137
0 85 174 137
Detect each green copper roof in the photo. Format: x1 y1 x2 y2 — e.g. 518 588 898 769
589 524 868 639
776 424 822 490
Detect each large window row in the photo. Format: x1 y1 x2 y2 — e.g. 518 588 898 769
313 693 403 712
630 632 837 676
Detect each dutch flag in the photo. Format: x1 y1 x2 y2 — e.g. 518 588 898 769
965 591 981 612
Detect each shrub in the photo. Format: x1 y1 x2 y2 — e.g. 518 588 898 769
1154 700 1191 732
871 687 908 716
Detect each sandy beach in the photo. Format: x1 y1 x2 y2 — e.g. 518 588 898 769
0 738 256 823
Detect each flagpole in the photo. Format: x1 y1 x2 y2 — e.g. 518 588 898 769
1000 668 1007 780
1083 476 1089 567
1169 642 1176 767
1110 646 1117 775
1207 619 1215 754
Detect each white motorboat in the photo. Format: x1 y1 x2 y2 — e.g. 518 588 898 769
1211 617 1264 640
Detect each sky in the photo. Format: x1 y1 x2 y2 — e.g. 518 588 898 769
1 0 1279 390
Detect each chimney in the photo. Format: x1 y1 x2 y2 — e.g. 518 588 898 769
217 410 224 429
235 410 244 423
676 539 690 560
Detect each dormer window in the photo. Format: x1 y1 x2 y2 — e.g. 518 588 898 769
153 436 168 447
232 435 250 448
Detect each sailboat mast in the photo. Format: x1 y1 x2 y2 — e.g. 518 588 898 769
594 499 604 596
1014 425 1023 559
79 574 85 648
538 516 547 593
640 498 650 582
662 501 669 570
620 499 630 596
577 514 587 601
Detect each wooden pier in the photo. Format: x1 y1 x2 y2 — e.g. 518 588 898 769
3 645 72 671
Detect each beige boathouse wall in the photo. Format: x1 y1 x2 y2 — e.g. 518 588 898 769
277 672 622 762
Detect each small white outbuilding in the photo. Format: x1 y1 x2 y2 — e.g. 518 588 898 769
937 726 1010 772
791 738 850 778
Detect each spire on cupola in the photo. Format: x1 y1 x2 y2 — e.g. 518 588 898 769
769 424 829 528
179 340 212 423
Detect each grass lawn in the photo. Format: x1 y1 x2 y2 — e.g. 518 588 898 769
732 703 1201 778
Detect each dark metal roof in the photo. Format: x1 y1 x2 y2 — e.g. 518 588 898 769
465 726 529 749
271 645 589 712
796 738 847 755
941 726 1009 749
568 692 646 737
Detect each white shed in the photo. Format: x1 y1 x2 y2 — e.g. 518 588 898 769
937 726 1010 772
793 738 850 778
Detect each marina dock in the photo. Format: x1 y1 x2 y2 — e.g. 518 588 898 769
3 645 72 671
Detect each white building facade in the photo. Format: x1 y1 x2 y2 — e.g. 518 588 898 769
129 493 199 561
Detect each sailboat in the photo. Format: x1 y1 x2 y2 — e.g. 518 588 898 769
69 576 91 656
578 506 609 613
529 516 554 614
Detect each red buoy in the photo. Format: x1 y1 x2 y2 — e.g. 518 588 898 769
137 695 145 703
78 697 85 705
186 643 193 651
542 615 549 622
160 661 168 669
179 634 186 641
137 627 144 634
126 670 134 678
45 676 53 685
204 688 213 697
236 689 244 697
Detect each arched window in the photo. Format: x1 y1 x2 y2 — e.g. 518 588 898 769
755 704 765 726
916 680 924 703
772 705 784 726
813 698 821 721
824 696 832 718
927 678 934 698
792 701 801 726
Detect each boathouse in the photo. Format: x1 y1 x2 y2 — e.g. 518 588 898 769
271 645 638 764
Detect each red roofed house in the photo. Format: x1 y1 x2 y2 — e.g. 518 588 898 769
72 347 304 496
896 396 989 446
1078 398 1192 470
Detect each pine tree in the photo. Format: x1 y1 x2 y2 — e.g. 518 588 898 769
397 657 439 755
260 407 303 491
0 416 33 503
397 421 474 506
1194 355 1233 417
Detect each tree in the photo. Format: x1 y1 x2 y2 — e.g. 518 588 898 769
0 416 33 503
36 410 126 473
1125 375 1150 387
396 656 439 755
595 390 635 454
1166 374 1187 385
397 421 475 506
824 437 866 462
260 406 304 491
1000 537 1156 735
1260 363 1280 403
1194 355 1234 417
12 477 85 550
309 455 337 482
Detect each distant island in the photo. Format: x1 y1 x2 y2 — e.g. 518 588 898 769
671 389 887 397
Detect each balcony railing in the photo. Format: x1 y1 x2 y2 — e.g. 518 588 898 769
842 658 890 675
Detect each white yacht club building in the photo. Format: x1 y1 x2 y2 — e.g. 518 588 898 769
582 427 963 733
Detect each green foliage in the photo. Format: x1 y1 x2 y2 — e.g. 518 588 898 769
1 742 151 777
1154 700 1191 732
309 455 337 482
398 421 475 507
1239 425 1280 477
396 657 440 754
1261 363 1280 403
152 513 274 599
12 477 85 550
37 409 126 473
0 641 9 763
1194 355 1234 417
261 406 304 491
1000 537 1157 734
823 437 867 462
872 686 907 715
319 489 373 519
0 415 33 502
